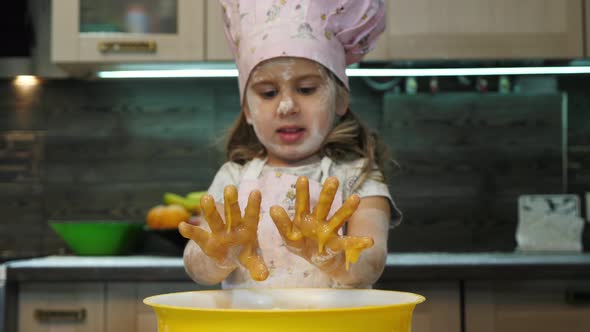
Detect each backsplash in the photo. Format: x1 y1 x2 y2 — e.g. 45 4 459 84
0 76 588 258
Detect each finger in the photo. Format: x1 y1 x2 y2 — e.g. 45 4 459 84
314 177 339 221
343 235 374 249
324 235 372 252
223 185 242 232
238 244 269 281
243 190 261 231
326 194 361 234
270 205 304 245
294 176 310 222
342 236 374 270
178 221 211 248
200 195 225 233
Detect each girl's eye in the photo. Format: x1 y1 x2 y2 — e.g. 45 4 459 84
260 90 278 99
298 86 317 95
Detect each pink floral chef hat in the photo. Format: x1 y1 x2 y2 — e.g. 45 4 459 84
219 0 386 102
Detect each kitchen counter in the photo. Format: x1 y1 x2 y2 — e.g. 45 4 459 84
5 252 590 282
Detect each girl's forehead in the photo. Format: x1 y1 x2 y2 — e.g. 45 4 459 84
250 57 328 82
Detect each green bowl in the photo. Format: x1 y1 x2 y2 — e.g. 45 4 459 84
50 221 143 256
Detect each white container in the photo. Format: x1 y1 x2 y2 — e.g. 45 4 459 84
516 194 584 252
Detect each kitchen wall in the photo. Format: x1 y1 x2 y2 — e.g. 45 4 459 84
0 75 588 258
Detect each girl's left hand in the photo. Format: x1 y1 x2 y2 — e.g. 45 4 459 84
269 176 374 271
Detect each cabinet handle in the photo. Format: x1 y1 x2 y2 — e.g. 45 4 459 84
98 41 157 54
565 290 590 306
34 308 86 323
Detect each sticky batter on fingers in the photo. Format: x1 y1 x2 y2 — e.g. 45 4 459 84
178 221 211 246
242 190 262 232
223 185 242 232
269 205 304 244
316 193 360 252
314 176 339 221
326 194 361 234
325 235 374 270
238 244 269 281
294 176 310 222
200 194 225 233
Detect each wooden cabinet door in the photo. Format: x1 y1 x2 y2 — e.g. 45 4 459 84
106 282 216 332
375 281 462 332
18 282 105 332
52 0 205 63
369 0 584 60
465 280 590 332
206 0 234 61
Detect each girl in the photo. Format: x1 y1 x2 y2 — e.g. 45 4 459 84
179 0 401 289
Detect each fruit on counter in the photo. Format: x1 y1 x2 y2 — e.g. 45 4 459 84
163 191 207 214
146 204 190 229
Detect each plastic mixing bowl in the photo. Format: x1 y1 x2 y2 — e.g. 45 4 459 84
50 220 143 255
144 288 425 332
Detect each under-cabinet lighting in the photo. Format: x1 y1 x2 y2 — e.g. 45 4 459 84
97 66 590 79
13 75 40 86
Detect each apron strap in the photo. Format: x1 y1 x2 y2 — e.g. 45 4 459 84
242 157 267 180
319 156 333 184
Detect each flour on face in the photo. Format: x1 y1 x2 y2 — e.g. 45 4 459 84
276 97 294 115
243 58 343 165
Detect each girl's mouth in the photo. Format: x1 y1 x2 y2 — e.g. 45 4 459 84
277 127 305 143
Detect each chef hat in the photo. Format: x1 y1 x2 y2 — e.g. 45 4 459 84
219 0 386 102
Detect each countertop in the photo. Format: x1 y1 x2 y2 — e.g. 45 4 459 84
5 252 590 282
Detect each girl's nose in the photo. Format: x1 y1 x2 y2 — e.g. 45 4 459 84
275 94 298 116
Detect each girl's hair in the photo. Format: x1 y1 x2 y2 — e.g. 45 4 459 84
225 68 393 192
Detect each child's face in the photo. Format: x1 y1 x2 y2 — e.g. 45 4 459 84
244 57 347 166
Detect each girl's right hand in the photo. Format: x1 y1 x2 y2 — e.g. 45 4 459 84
178 186 269 281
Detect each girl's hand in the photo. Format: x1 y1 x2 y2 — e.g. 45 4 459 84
178 186 269 281
269 176 374 271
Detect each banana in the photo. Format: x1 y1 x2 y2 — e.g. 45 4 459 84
163 191 207 214
186 191 207 201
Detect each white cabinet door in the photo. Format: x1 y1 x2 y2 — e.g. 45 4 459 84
206 0 234 61
465 280 590 332
367 0 584 60
51 0 205 63
376 281 462 332
18 282 105 332
106 282 216 332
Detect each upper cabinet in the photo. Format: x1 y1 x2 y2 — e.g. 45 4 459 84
51 0 588 68
51 0 205 64
206 0 587 62
365 0 585 61
206 1 233 61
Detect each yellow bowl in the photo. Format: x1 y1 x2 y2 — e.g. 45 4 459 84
144 288 425 332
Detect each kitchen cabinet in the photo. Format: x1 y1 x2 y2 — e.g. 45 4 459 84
365 0 584 61
206 1 233 61
51 0 205 64
105 282 207 332
18 282 105 332
376 281 462 332
51 0 587 68
464 280 590 332
17 281 212 332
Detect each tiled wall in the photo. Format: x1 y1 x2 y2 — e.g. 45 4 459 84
0 76 588 258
